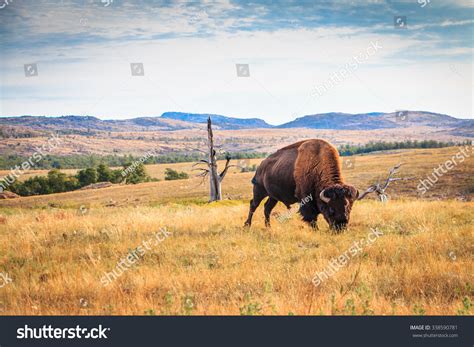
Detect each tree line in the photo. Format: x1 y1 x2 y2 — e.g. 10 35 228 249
3 163 194 197
0 152 267 170
4 163 153 197
2 140 469 171
337 139 471 156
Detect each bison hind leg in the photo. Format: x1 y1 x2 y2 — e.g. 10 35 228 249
244 184 268 227
264 197 278 227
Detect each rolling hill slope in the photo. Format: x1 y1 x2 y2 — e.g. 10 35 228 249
160 112 273 129
277 111 467 130
1 111 471 133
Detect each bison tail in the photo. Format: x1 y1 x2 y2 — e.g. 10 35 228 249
251 175 257 185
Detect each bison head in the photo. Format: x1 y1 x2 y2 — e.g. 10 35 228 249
317 184 359 231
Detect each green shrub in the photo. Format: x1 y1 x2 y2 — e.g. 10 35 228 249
164 168 189 181
77 167 98 187
6 162 150 196
123 163 150 184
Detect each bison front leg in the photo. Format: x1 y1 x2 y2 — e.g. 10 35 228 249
309 216 319 230
263 197 278 227
303 214 319 230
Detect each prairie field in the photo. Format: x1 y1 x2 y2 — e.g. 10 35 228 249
0 147 472 315
0 125 468 158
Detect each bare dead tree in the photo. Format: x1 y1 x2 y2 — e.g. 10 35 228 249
357 163 414 202
192 117 233 202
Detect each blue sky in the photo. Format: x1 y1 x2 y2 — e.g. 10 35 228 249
0 0 472 124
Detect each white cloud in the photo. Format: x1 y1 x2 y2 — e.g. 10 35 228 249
440 19 474 26
1 26 472 121
0 0 472 120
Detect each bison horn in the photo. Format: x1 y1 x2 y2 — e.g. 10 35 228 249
319 189 330 203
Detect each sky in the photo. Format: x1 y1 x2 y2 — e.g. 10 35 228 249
0 0 472 125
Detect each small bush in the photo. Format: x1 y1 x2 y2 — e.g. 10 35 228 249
240 164 257 173
164 168 189 181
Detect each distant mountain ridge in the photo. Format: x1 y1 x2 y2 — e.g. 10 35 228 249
0 115 201 132
160 112 273 129
0 111 472 135
277 111 465 130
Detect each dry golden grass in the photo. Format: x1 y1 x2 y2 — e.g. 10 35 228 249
0 147 472 315
0 200 472 315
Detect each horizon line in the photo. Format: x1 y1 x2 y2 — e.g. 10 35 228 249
0 109 472 124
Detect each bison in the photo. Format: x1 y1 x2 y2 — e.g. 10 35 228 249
244 139 359 231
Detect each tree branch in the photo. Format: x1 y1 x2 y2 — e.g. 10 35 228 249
219 159 231 181
192 168 210 173
219 153 235 181
357 163 413 202
357 185 377 200
192 160 210 168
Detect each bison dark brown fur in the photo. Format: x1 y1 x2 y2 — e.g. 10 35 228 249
244 139 358 231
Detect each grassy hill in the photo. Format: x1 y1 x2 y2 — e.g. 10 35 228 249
1 147 472 208
1 127 470 158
